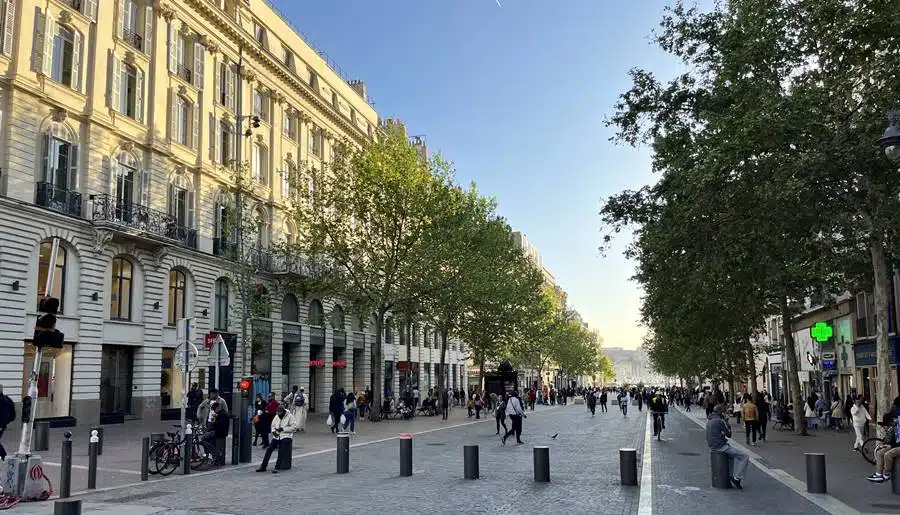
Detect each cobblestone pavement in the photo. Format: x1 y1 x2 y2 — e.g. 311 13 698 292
8 402 646 515
653 408 830 514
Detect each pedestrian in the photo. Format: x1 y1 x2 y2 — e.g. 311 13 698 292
0 385 15 460
205 402 230 466
255 405 297 474
599 389 608 413
756 393 770 442
706 404 748 489
868 411 900 483
187 383 203 425
851 397 872 451
619 390 629 416
733 396 742 425
343 393 357 434
440 388 450 421
292 387 308 432
587 388 597 417
741 394 759 446
329 389 345 433
474 393 484 419
501 391 526 445
252 393 268 446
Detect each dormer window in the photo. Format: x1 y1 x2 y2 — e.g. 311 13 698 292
282 47 295 71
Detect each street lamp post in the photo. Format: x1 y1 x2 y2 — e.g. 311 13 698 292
878 110 900 161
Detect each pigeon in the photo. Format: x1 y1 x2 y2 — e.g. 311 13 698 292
551 433 559 440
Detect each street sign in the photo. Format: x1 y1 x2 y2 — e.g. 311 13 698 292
207 335 230 367
174 342 199 371
204 333 216 350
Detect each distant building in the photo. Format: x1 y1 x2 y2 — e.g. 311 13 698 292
604 347 669 386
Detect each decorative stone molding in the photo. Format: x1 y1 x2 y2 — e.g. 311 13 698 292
324 131 335 141
273 92 286 105
285 152 293 162
58 11 73 25
51 108 67 123
220 112 232 123
299 113 312 124
123 51 136 65
242 69 256 83
151 247 169 268
178 21 191 36
121 141 134 151
255 134 264 144
92 228 114 253
156 2 175 21
200 35 218 54
178 84 188 97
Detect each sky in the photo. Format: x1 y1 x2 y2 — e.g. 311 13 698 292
271 0 686 350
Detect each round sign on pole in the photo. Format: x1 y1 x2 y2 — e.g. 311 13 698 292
174 342 199 371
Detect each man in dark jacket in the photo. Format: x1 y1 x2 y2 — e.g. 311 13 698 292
329 389 345 433
707 404 747 489
0 386 15 460
440 388 450 420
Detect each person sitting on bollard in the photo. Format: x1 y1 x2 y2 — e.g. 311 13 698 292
706 404 748 489
867 411 900 483
256 405 297 474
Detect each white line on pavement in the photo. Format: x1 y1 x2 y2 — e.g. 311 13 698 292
675 406 860 515
637 411 653 515
42 461 143 475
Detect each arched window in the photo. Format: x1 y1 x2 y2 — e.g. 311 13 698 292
214 278 229 330
109 256 133 320
113 152 140 220
167 269 186 325
281 293 299 322
384 317 393 345
174 96 190 146
331 304 345 329
36 241 67 312
168 173 194 229
308 299 324 327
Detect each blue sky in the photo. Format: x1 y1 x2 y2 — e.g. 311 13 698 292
272 1 685 350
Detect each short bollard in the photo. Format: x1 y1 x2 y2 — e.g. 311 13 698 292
140 436 150 481
805 452 827 494
182 424 193 475
60 432 73 499
710 451 732 489
533 446 550 483
463 445 479 480
399 433 413 477
87 430 99 489
89 426 104 456
239 418 252 463
34 421 50 452
278 438 292 470
231 416 240 465
53 499 82 515
619 448 638 486
336 432 350 474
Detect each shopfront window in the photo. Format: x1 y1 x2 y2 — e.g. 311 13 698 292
161 348 182 409
23 343 73 419
36 241 66 312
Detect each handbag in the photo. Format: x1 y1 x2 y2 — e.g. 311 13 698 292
340 414 347 426
326 413 334 427
252 415 260 424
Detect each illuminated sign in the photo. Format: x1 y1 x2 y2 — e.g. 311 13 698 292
332 361 347 368
811 322 833 343
308 360 326 367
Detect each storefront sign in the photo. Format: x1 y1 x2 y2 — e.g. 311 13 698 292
397 361 409 372
308 360 326 367
332 361 347 368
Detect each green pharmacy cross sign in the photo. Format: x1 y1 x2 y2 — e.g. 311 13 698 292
811 322 833 343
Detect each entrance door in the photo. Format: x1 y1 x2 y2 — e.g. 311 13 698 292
100 345 134 414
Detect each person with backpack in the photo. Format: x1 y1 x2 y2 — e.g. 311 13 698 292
292 387 308 432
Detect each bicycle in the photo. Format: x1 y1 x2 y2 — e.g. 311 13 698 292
862 437 883 465
151 425 218 476
652 411 666 440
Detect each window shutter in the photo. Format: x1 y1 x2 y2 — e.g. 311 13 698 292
226 65 235 110
116 0 125 39
214 59 222 104
71 30 81 92
169 89 176 140
68 144 78 191
3 0 17 56
31 10 45 71
209 113 218 162
143 5 153 54
186 190 195 228
42 12 55 76
107 156 117 195
193 42 204 88
108 51 121 110
192 101 200 150
167 21 176 71
167 182 175 216
135 68 144 122
140 168 150 206
84 0 97 22
228 124 235 162
40 134 50 182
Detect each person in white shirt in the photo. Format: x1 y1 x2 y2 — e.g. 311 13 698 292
851 397 872 451
256 406 297 473
292 387 308 432
501 391 527 445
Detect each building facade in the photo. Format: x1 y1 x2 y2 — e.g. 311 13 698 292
0 0 465 426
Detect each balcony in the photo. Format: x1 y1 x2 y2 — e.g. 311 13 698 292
59 0 82 9
270 251 304 275
122 29 144 52
176 64 193 83
213 237 231 258
91 194 197 250
248 247 272 271
35 182 82 217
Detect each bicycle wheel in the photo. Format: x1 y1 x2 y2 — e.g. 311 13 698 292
191 440 216 470
862 437 883 465
155 443 180 476
147 442 168 475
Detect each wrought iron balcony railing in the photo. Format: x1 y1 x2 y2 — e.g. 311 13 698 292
122 29 144 52
91 194 197 249
35 182 82 217
59 0 82 10
213 237 231 258
176 64 193 83
248 247 272 271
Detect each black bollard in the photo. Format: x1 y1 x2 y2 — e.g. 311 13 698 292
710 451 732 489
59 432 73 498
89 426 103 456
231 416 240 465
399 433 413 477
182 426 193 475
87 430 99 489
336 432 350 474
892 460 900 495
141 436 150 481
805 453 827 494
34 421 50 452
54 499 82 515
239 419 252 463
619 448 638 486
533 446 550 483
463 445 479 480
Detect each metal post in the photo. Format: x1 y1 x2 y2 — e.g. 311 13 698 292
533 446 550 483
619 448 638 486
33 421 50 452
399 433 413 477
87 430 99 489
710 451 732 489
805 452 827 494
182 424 193 475
59 433 72 499
336 432 350 474
892 459 900 495
231 415 240 465
140 436 150 481
239 417 252 463
53 499 82 515
463 445 479 480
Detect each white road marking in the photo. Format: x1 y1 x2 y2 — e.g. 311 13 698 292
42 461 142 475
675 406 860 515
638 411 653 515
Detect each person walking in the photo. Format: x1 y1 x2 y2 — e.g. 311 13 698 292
756 393 770 442
599 389 608 413
706 404 748 489
851 397 872 451
256 405 298 473
495 393 508 435
252 393 270 447
587 388 597 417
741 394 759 446
292 387 308 432
0 386 15 460
440 388 450 421
329 389 345 434
501 391 526 445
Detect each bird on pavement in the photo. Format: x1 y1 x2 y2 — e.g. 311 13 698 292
551 433 559 439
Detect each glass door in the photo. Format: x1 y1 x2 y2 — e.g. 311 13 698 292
100 345 134 414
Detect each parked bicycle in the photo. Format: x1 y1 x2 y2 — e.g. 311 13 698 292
149 424 219 476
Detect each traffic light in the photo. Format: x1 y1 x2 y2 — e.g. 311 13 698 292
239 378 252 398
34 296 64 349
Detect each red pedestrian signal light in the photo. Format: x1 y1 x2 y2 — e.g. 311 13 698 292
239 378 252 398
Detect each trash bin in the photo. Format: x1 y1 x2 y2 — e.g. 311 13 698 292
34 421 50 452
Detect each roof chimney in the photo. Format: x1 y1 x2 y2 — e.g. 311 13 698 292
348 80 367 102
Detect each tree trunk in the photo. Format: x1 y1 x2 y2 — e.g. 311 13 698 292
871 236 893 431
438 328 449 392
747 338 758 397
781 299 808 436
370 308 387 421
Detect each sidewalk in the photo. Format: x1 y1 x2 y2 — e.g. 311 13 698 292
677 405 896 514
4 402 561 501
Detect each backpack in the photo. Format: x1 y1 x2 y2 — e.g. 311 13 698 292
294 394 305 407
